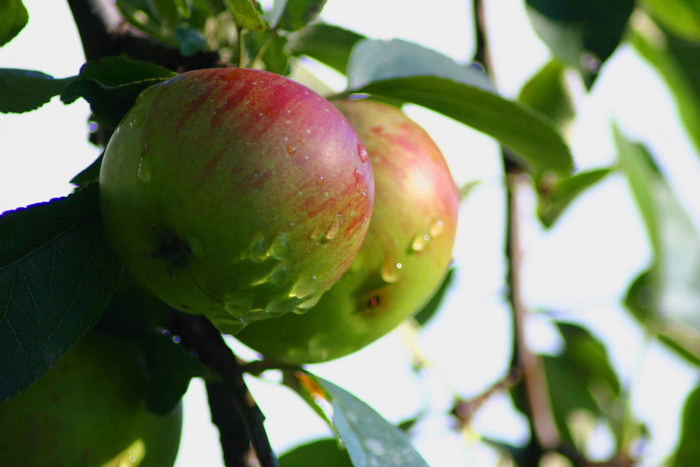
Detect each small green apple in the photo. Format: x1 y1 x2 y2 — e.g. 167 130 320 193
235 99 459 363
0 332 182 467
99 68 374 333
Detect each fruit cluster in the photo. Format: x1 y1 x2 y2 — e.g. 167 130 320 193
99 68 459 361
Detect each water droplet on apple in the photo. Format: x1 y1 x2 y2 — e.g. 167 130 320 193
136 157 151 183
357 143 369 163
324 214 343 241
128 108 145 129
353 168 361 181
429 218 445 237
380 260 403 283
410 233 430 252
289 275 318 300
286 143 296 155
316 176 324 186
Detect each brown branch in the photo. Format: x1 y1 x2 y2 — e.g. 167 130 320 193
168 312 279 467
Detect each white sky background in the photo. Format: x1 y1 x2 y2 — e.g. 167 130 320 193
1 1 699 466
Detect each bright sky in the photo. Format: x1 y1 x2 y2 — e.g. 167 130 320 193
1 1 698 466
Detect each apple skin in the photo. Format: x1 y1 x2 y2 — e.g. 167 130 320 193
0 332 182 467
235 99 459 363
99 68 374 333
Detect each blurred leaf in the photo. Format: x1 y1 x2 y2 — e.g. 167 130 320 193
244 29 289 74
224 0 267 30
413 268 455 326
525 0 635 86
175 23 207 56
639 0 700 40
0 69 74 113
657 334 700 367
346 39 573 174
117 0 173 41
536 168 612 227
280 438 352 467
555 322 621 397
0 0 28 46
287 22 365 74
481 437 530 466
292 372 429 466
61 56 176 130
149 0 180 29
272 0 327 31
632 21 700 159
0 185 122 401
175 0 191 18
542 355 601 445
670 384 700 466
518 60 575 129
616 126 700 365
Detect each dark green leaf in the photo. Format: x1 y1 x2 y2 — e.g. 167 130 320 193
413 268 455 326
345 39 572 174
224 0 267 30
671 384 700 466
280 438 353 467
175 24 207 56
624 269 658 323
0 69 74 113
273 0 327 31
639 0 700 40
518 60 575 128
61 57 176 129
0 0 28 46
657 334 700 367
175 0 191 18
116 0 173 41
286 22 365 74
526 0 635 86
0 185 122 401
149 0 180 29
536 168 612 227
481 437 530 466
293 372 429 466
70 154 104 187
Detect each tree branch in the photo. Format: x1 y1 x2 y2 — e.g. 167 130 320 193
206 381 256 467
169 312 279 467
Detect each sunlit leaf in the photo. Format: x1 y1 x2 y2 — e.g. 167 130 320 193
536 168 612 227
639 0 700 40
0 185 122 401
0 0 28 46
280 438 352 467
272 0 327 31
518 59 575 129
670 384 700 466
287 22 365 74
224 0 267 30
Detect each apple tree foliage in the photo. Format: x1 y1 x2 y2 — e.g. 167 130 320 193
1 0 698 466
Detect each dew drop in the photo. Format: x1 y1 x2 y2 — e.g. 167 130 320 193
411 233 430 252
298 135 306 145
429 219 445 237
380 260 403 284
136 157 151 183
353 168 361 181
286 143 296 155
323 191 329 199
324 214 343 241
316 176 324 186
357 143 369 163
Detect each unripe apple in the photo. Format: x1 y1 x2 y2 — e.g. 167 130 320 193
236 99 459 363
0 332 182 466
99 68 374 333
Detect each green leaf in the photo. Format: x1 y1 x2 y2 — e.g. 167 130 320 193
61 56 176 130
0 185 122 401
224 0 267 30
272 0 327 31
536 168 612 227
149 0 180 29
346 39 573 174
413 268 455 326
525 0 635 86
671 384 700 466
70 154 104 187
616 127 700 364
639 0 700 40
175 24 207 56
280 438 353 467
293 372 429 466
518 60 575 129
286 22 365 74
0 0 28 46
657 334 700 367
632 21 700 159
0 69 74 113
175 0 191 18
244 29 290 75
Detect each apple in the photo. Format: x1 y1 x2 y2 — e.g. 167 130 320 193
0 332 182 466
235 99 460 363
99 68 374 333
